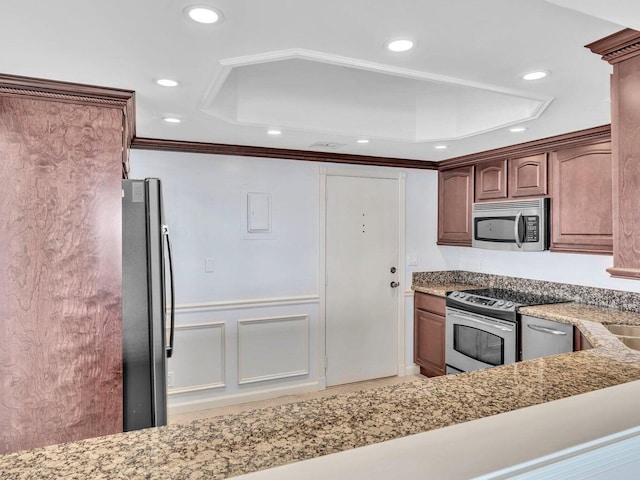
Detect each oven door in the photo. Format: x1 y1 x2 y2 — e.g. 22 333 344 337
446 307 517 373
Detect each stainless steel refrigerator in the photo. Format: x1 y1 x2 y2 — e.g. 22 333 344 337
122 178 175 431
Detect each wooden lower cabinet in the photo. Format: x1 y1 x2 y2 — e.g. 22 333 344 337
414 292 446 377
573 326 593 351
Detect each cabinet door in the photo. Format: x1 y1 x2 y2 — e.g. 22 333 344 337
414 308 446 377
550 142 613 254
475 160 507 201
509 154 548 198
438 166 474 246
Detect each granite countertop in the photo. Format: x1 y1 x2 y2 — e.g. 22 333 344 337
412 283 479 297
3 285 640 479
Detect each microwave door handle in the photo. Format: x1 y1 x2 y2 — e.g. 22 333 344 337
514 211 523 248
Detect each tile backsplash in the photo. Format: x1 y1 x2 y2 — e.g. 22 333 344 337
413 271 640 313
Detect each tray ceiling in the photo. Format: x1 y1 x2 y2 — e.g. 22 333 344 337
202 50 551 143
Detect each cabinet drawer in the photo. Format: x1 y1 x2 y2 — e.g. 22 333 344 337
414 292 446 316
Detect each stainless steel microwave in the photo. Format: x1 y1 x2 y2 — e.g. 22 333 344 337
472 198 550 252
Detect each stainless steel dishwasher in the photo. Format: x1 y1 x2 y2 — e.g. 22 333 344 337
521 315 574 360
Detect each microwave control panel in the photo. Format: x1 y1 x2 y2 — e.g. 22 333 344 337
523 216 539 242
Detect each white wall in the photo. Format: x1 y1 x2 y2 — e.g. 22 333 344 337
439 238 639 293
130 150 436 412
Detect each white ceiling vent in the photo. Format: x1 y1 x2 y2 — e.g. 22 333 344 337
308 141 347 149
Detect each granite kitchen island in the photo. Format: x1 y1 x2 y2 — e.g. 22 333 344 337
2 275 640 479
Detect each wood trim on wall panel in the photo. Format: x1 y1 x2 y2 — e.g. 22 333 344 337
131 137 439 170
438 124 611 170
0 73 135 178
586 28 640 64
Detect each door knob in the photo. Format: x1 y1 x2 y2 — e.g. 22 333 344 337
390 281 400 288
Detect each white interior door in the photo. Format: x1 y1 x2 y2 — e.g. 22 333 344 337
325 174 399 386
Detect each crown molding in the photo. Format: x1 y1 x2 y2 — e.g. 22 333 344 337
585 28 640 65
0 72 136 148
131 137 438 170
438 124 611 170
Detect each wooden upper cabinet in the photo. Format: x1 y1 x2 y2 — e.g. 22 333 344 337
438 166 474 246
475 160 507 201
508 153 548 198
550 142 613 254
475 155 547 202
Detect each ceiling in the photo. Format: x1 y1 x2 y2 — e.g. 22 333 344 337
0 1 638 161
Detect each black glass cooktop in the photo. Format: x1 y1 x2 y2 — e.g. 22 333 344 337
457 288 566 307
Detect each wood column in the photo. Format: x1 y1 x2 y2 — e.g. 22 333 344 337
587 30 640 280
0 75 134 453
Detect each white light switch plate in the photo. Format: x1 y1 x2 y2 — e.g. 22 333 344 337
407 252 418 266
205 257 215 273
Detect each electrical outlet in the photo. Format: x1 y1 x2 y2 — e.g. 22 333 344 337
167 371 175 388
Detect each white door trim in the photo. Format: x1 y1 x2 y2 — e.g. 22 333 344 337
318 166 407 389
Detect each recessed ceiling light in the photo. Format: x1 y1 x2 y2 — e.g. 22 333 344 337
267 129 282 135
356 139 370 144
387 39 414 52
156 78 179 87
162 117 181 124
509 127 527 133
434 145 448 150
185 6 222 24
522 71 548 81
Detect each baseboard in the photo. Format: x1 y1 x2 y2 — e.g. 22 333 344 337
404 364 420 376
167 380 321 416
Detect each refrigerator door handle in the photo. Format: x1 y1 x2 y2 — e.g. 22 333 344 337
163 225 176 358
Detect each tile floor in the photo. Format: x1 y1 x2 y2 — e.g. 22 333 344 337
169 374 425 424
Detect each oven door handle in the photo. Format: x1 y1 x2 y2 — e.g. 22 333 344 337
527 324 567 336
514 211 523 248
451 313 514 332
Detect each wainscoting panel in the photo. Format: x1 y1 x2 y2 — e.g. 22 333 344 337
166 296 319 416
167 322 225 394
238 315 310 384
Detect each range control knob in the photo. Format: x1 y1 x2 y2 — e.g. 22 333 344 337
505 301 514 308
452 292 459 297
459 293 467 299
497 300 505 306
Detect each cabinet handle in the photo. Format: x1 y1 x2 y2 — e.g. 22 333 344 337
527 324 567 335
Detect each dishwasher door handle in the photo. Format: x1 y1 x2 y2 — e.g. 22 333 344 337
527 324 567 336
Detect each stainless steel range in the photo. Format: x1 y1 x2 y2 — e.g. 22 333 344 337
445 288 564 374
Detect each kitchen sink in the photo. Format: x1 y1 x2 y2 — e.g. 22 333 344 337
605 324 640 351
605 325 640 336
